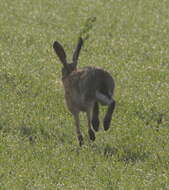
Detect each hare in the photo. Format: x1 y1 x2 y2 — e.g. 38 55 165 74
53 37 115 146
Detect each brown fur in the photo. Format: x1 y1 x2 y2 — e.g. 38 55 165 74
53 38 116 146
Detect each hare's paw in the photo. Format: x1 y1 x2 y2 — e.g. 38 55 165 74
78 134 84 146
92 118 99 132
88 129 95 141
103 118 111 131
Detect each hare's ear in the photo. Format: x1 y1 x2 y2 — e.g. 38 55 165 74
72 37 83 68
53 41 68 68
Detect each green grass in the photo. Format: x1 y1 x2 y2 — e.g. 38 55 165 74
0 0 169 189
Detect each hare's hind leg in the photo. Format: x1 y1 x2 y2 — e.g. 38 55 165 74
73 113 83 146
104 100 116 131
86 108 95 141
92 102 100 131
96 91 115 131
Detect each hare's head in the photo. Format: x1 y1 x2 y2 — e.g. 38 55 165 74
53 38 83 78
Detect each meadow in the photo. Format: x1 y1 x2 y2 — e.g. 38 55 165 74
0 0 169 189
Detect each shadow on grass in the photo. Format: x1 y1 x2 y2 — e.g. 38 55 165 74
117 148 150 164
90 143 150 164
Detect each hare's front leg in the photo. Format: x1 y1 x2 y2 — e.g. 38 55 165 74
73 113 83 146
86 108 95 141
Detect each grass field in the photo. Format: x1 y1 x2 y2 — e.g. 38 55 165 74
0 0 169 189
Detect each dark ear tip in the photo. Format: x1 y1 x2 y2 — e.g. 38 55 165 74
78 37 83 44
53 41 58 49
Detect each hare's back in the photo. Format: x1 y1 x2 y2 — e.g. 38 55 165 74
79 67 115 99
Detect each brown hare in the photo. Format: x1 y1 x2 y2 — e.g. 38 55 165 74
53 37 115 146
